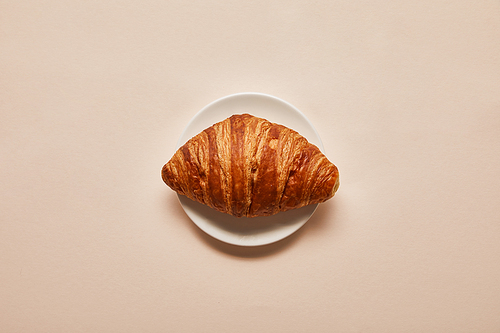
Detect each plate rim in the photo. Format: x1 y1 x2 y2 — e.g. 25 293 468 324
177 92 324 151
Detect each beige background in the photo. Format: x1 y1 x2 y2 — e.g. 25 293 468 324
1 1 500 332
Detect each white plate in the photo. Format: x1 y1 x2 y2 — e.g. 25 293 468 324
176 92 325 246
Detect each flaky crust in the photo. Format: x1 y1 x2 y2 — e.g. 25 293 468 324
162 114 339 217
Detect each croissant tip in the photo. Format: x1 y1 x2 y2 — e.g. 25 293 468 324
161 163 167 182
161 162 174 189
332 176 340 196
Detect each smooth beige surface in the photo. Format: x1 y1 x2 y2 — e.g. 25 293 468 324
1 1 500 332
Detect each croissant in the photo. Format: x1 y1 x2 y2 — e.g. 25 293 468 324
162 114 339 217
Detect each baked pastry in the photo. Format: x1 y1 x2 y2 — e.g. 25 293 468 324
162 114 339 217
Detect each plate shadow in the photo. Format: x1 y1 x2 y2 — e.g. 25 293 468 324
166 192 337 258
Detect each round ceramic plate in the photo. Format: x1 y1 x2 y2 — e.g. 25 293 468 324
176 92 325 246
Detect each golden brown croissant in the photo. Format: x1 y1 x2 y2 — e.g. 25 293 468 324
162 114 339 217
